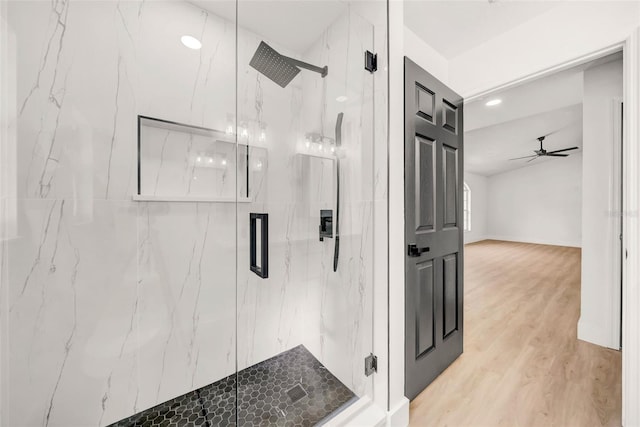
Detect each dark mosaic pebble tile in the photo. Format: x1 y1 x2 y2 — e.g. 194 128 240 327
108 345 356 427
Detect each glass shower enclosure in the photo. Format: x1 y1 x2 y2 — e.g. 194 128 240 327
0 0 387 425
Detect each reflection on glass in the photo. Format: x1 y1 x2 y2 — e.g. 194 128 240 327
236 0 378 424
0 0 385 425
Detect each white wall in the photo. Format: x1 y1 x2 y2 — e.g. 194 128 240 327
578 59 623 349
388 1 410 424
485 154 582 248
382 19 452 426
449 2 640 97
464 172 487 244
622 27 640 427
403 26 448 85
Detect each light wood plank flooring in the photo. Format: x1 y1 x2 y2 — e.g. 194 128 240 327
410 240 621 427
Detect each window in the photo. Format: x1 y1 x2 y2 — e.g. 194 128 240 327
463 182 471 232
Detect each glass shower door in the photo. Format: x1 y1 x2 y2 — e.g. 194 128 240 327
1 1 240 426
1 0 385 424
235 2 377 424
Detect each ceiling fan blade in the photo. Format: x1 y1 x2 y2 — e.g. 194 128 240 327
509 154 538 160
546 146 579 154
527 157 539 163
546 153 569 157
541 125 574 140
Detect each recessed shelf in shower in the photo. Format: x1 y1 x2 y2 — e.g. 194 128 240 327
136 116 266 202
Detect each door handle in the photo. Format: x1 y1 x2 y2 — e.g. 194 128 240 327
407 244 430 257
250 213 269 278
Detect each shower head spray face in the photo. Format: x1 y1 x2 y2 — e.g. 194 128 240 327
249 41 300 88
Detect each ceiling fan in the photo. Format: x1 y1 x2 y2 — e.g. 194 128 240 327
509 135 579 162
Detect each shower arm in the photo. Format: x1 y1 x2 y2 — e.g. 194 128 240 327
284 56 328 78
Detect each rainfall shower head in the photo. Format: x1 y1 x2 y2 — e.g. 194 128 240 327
249 41 328 88
250 42 299 88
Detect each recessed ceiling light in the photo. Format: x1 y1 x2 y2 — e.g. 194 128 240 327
181 35 202 50
485 98 502 107
336 95 348 103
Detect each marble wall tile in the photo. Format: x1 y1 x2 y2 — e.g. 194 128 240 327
235 18 312 373
135 202 236 420
5 1 240 424
4 200 238 427
237 202 302 369
234 3 379 400
138 125 237 199
295 7 376 397
11 0 235 201
301 201 374 397
5 199 138 427
3 0 387 425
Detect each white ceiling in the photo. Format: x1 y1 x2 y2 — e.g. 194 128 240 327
464 52 621 176
189 0 347 54
404 1 558 59
465 66 584 132
466 104 583 177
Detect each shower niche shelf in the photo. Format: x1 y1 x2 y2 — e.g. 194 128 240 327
295 151 337 161
135 116 266 202
132 195 252 203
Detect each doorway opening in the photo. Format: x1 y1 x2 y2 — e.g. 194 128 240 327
411 50 625 425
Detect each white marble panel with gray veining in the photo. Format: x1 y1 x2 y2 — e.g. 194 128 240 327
296 7 376 398
235 3 377 399
6 199 139 427
135 201 236 420
139 125 237 199
3 0 387 425
14 0 235 201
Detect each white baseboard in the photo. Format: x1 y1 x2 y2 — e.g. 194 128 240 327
325 396 386 427
326 396 409 427
484 235 581 248
464 235 488 244
386 397 410 427
577 317 619 350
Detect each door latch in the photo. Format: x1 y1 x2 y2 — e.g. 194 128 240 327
407 244 430 257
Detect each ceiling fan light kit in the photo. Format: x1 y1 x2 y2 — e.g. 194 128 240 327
509 135 578 162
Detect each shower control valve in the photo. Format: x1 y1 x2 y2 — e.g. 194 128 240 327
319 210 333 241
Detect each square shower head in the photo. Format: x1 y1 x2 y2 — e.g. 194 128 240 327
249 41 300 88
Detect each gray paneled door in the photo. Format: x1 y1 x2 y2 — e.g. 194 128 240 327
404 57 464 400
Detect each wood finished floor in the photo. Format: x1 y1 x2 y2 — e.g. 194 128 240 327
409 240 622 427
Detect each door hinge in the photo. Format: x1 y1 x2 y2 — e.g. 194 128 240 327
365 51 377 73
365 353 377 376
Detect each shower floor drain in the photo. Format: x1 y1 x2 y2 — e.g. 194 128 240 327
286 383 308 403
